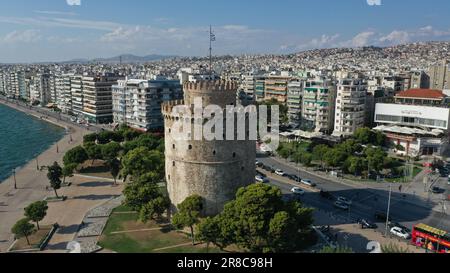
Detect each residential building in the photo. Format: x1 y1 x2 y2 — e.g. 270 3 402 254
82 74 122 124
428 60 450 90
287 79 303 127
264 75 290 103
112 79 183 131
302 78 336 134
333 78 367 136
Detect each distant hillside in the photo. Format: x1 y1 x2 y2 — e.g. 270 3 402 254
64 54 176 64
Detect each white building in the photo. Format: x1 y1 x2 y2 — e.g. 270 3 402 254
374 103 450 156
333 79 367 136
112 79 183 131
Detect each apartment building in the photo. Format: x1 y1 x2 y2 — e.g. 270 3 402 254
333 78 367 136
264 75 290 103
71 75 83 117
82 74 122 124
112 79 183 131
254 76 266 102
302 78 336 134
287 79 303 127
428 60 450 90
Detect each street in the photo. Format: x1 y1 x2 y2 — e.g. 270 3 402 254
256 153 450 241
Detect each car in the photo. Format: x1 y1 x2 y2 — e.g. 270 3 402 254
337 196 352 206
431 187 446 194
291 187 305 195
255 176 266 183
275 169 285 176
301 179 317 187
358 219 378 229
390 227 411 240
374 211 391 222
334 201 350 210
320 190 335 200
255 161 263 168
388 222 410 233
291 175 302 183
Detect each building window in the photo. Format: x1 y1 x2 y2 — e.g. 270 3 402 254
188 145 192 150
173 144 176 149
173 161 175 167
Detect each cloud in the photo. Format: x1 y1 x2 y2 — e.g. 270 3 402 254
66 0 81 6
34 10 78 16
1 30 41 43
294 34 341 50
379 30 410 44
366 0 382 6
341 31 376 47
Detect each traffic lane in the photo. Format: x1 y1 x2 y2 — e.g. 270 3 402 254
258 156 438 223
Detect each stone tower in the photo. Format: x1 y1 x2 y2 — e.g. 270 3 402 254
162 80 256 215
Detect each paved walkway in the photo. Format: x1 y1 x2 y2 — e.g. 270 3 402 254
0 102 90 252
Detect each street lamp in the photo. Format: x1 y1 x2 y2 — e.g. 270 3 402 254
384 184 392 237
12 168 17 190
36 157 40 171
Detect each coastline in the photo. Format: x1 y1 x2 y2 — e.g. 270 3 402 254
0 100 89 252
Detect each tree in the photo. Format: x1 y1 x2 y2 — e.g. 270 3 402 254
211 183 314 253
47 162 63 198
108 158 121 185
319 245 354 253
102 141 122 162
62 163 78 184
354 127 373 144
300 153 313 167
63 146 88 166
197 217 223 251
123 173 161 211
139 196 171 223
85 144 103 165
121 147 164 179
381 243 410 253
11 218 35 245
346 156 366 176
83 133 98 145
313 145 330 169
24 201 48 230
172 195 204 245
96 130 116 144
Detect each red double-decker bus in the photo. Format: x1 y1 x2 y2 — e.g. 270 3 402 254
412 223 450 253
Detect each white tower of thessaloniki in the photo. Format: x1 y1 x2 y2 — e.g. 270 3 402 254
162 80 256 215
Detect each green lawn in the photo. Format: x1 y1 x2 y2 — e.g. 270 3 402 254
98 206 222 253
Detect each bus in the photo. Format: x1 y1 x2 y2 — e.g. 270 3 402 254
411 223 450 253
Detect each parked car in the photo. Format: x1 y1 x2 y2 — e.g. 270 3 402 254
337 196 352 206
431 187 446 194
320 190 334 200
388 222 410 233
255 176 268 183
291 175 302 183
334 201 350 211
291 187 305 195
358 219 378 229
275 169 285 176
390 227 411 240
256 170 266 178
301 179 317 187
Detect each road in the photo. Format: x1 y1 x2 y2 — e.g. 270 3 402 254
256 154 450 237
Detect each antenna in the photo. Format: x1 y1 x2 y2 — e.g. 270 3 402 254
209 25 216 77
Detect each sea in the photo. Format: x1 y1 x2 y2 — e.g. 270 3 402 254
0 103 66 182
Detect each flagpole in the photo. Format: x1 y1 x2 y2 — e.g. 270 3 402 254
209 25 212 76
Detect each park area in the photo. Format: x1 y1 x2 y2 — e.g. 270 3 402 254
98 205 222 253
9 225 53 252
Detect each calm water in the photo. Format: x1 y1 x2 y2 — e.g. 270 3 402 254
0 103 65 182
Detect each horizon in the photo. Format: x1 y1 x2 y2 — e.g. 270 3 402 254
0 0 450 63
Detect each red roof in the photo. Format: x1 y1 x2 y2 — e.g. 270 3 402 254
396 89 445 99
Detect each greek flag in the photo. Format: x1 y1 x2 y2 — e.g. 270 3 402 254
210 32 216 42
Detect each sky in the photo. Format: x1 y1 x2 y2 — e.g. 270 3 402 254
0 0 449 63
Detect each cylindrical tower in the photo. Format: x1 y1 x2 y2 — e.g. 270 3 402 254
162 80 256 216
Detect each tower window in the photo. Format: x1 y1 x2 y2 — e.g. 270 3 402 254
173 161 175 167
213 150 216 156
173 144 176 149
233 152 236 158
188 145 192 150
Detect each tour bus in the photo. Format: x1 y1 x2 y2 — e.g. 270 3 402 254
411 223 450 253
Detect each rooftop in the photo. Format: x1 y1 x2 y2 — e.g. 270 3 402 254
395 89 446 100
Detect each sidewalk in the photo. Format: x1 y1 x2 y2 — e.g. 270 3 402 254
0 102 89 252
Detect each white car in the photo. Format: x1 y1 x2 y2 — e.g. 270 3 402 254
255 176 268 183
337 196 352 206
390 227 411 240
301 179 317 187
275 169 285 176
291 187 305 195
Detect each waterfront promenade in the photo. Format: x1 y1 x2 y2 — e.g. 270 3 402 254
0 100 87 252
